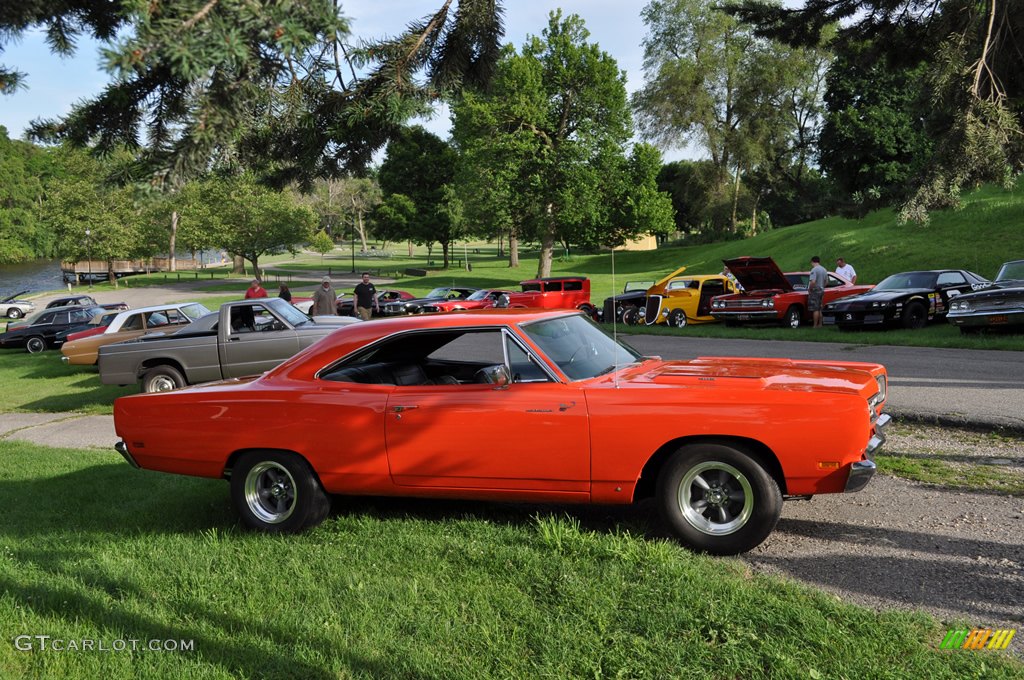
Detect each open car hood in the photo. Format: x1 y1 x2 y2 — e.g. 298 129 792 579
2 290 30 303
723 257 792 292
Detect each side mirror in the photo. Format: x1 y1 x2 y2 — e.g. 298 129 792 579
478 364 511 387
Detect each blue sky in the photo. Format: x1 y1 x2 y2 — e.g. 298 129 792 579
0 1 690 158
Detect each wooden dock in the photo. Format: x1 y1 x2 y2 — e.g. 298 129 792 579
60 257 222 283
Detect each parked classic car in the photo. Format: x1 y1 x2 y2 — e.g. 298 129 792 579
710 257 873 328
823 269 987 330
112 309 890 555
338 289 415 316
629 267 740 327
98 298 360 392
503 277 594 316
0 305 107 353
61 302 212 365
599 281 655 323
946 259 1024 333
45 294 129 311
379 287 478 316
0 290 35 319
58 310 120 343
420 289 516 313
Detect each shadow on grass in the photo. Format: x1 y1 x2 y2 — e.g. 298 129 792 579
0 567 434 679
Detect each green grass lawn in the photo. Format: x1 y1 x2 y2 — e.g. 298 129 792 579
1 441 1019 679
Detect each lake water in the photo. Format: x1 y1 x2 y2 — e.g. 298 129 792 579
0 259 68 297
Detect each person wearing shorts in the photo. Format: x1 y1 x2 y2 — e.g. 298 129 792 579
808 256 827 328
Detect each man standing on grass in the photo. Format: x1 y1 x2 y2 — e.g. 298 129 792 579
244 279 267 299
835 257 857 284
311 277 338 316
808 256 827 328
354 272 378 321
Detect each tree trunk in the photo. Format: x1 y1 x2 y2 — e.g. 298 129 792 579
407 240 414 257
107 260 118 288
498 231 504 258
232 254 246 275
730 167 741 234
537 207 556 278
508 229 519 268
750 192 762 236
250 257 262 281
169 210 179 272
442 241 450 269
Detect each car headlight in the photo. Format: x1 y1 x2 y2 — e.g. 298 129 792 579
638 308 646 317
874 375 887 404
762 298 774 308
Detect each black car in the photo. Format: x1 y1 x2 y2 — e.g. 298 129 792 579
45 294 129 311
947 259 1024 333
379 287 478 316
599 281 654 323
0 305 106 353
336 289 414 317
823 269 988 330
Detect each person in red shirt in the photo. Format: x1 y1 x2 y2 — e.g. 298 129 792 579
244 279 268 299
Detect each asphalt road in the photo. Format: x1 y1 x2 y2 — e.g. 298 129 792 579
623 334 1024 432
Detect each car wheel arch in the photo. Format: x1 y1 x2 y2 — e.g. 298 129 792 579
632 435 787 502
223 447 323 485
137 358 187 381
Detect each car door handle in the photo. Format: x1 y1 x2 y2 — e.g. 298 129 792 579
559 401 576 411
391 405 418 412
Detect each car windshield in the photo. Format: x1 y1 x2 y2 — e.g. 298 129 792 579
181 303 212 321
875 272 938 290
520 314 641 381
273 301 310 327
466 290 492 301
996 261 1024 283
425 287 451 298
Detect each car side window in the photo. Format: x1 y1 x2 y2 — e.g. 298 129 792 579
544 282 563 292
505 336 551 383
826 274 844 288
122 314 144 331
563 280 583 291
937 272 967 287
35 313 56 325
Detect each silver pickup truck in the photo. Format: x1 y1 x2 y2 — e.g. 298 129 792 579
98 298 360 392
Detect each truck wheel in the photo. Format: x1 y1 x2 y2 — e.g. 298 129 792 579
657 443 782 555
231 451 330 533
142 365 186 393
25 336 46 354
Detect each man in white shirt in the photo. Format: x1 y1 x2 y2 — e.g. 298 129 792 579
835 258 857 284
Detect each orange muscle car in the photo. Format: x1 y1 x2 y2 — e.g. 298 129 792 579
113 310 890 555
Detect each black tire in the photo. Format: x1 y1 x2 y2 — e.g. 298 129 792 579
901 301 927 330
657 443 782 555
783 306 802 329
231 450 330 533
622 307 640 326
7 308 24 319
141 365 187 393
668 309 687 328
25 336 46 354
577 303 595 320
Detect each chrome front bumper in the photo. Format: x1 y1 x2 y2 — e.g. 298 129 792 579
846 413 891 492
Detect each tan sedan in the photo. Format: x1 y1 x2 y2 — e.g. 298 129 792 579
61 302 211 365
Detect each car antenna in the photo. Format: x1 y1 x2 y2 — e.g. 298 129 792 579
611 246 620 388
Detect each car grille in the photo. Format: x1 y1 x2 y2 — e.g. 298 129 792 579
723 298 768 309
644 295 662 325
969 296 1023 312
602 298 617 322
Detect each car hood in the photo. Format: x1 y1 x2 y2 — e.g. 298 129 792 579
827 289 932 306
622 357 877 396
961 280 1024 297
387 296 445 306
722 257 792 292
2 290 30 303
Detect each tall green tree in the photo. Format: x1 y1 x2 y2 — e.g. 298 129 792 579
633 0 825 234
452 12 672 277
0 127 51 262
201 174 317 279
378 127 461 268
730 0 1024 220
6 1 505 186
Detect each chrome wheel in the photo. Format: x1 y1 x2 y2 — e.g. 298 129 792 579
668 309 687 328
25 336 45 354
148 376 177 392
7 308 23 319
677 461 753 536
785 307 802 329
244 461 297 524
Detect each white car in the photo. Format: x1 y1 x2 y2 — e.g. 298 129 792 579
0 290 35 319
